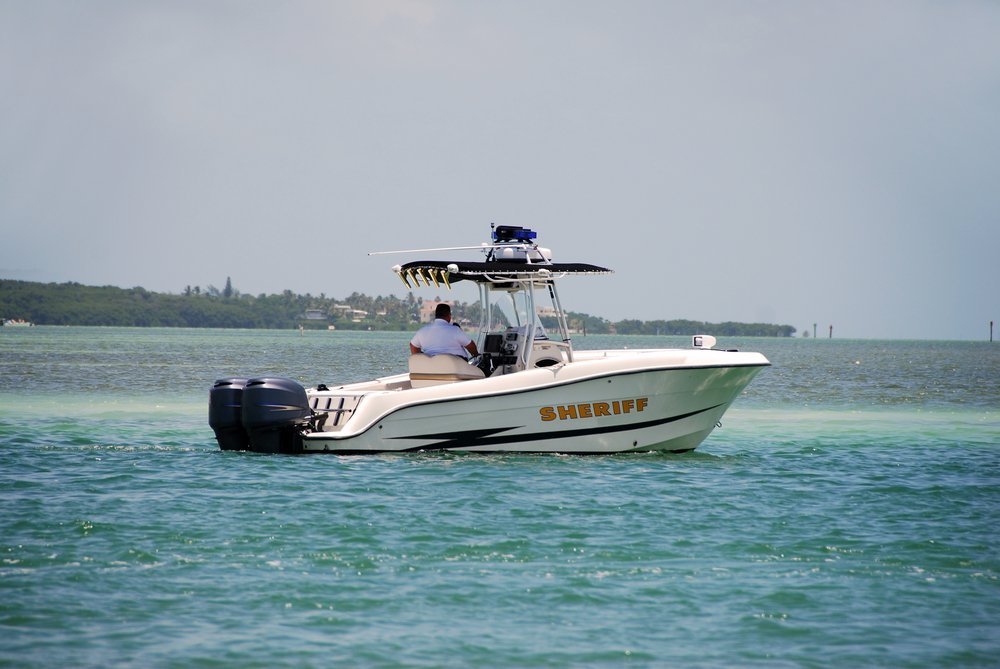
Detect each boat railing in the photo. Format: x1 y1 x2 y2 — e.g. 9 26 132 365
308 394 363 431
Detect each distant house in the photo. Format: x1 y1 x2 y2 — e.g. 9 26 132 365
537 306 559 319
303 309 327 321
332 304 368 323
419 300 454 323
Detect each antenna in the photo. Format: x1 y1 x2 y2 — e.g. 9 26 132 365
369 224 539 257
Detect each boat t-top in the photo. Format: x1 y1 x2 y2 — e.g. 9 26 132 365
209 225 769 454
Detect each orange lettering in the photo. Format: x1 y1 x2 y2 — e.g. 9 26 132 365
541 398 648 422
557 405 578 420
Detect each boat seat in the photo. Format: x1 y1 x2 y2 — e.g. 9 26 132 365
408 353 486 388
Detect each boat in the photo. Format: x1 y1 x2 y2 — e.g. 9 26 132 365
2 319 34 327
209 225 770 454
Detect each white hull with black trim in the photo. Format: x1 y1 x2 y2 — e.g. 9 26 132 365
209 226 770 455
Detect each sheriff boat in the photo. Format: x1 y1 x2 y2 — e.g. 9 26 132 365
209 225 769 454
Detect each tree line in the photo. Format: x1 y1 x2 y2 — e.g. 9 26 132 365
0 278 796 336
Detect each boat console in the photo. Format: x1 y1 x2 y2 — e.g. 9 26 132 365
474 327 569 376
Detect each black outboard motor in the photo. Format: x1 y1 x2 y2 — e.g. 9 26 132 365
208 378 250 451
241 377 311 454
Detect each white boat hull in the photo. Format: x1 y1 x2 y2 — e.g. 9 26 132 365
299 350 768 454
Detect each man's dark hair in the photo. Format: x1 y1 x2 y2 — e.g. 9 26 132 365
435 303 451 320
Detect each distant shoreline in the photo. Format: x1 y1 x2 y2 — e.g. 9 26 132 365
0 278 798 337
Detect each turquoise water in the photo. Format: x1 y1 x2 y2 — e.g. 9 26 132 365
1 328 998 668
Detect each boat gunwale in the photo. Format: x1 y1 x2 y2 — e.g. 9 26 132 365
303 357 770 442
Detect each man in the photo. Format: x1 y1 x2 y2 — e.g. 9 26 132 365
410 303 479 359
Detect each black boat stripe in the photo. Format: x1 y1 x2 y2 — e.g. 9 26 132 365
305 362 768 443
386 402 725 451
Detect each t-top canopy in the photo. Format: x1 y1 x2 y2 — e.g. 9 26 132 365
394 260 613 290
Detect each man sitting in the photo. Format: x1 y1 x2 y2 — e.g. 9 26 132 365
409 303 479 359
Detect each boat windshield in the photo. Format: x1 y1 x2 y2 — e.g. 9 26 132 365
488 288 548 339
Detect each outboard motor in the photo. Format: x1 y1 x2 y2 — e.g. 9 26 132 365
241 377 311 454
209 378 250 451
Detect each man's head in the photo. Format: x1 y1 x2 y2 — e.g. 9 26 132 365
435 303 452 321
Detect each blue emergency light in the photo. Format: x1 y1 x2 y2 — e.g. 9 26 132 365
492 226 538 243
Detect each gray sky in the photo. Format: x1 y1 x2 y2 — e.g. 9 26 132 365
2 1 998 340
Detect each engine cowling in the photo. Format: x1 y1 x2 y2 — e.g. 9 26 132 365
208 378 249 451
241 377 311 454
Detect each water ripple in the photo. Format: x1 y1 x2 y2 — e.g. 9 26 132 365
2 329 999 667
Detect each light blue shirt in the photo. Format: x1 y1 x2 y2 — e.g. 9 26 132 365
410 319 473 358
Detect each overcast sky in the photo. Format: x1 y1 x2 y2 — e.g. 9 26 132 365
2 1 998 339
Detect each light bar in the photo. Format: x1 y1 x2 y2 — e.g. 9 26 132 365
492 226 537 243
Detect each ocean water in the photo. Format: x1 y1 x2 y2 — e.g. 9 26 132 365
1 327 998 668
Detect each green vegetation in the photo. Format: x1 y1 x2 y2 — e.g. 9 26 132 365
606 318 796 337
0 278 796 336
